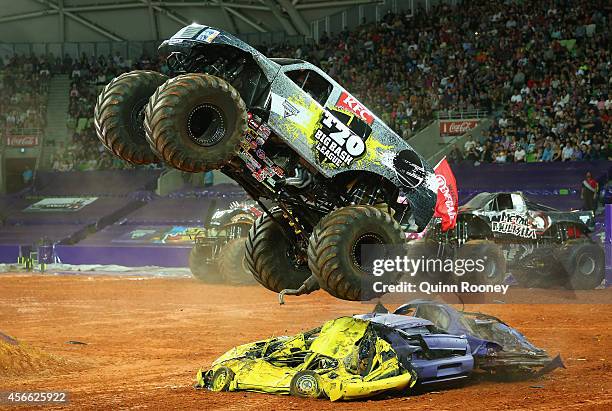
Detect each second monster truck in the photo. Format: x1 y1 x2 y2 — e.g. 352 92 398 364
95 24 437 301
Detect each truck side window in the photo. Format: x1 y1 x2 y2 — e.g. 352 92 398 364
495 194 514 211
285 69 332 105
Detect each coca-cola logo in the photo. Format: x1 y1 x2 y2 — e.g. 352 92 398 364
440 120 479 135
6 135 39 147
435 174 456 220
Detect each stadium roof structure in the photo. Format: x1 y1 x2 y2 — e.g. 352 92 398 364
0 0 383 43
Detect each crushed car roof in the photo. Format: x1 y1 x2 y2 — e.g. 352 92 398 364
355 313 434 330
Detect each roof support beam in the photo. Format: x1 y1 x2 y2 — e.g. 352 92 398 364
58 0 65 43
156 2 269 11
277 0 310 37
261 0 297 35
142 0 189 27
147 0 159 40
296 0 380 10
35 0 125 41
224 7 266 32
0 10 58 24
64 3 145 12
212 1 238 34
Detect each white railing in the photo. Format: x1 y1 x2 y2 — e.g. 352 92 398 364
437 109 490 120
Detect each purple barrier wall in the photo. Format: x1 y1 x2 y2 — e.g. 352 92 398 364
54 244 190 267
0 245 20 263
34 170 161 196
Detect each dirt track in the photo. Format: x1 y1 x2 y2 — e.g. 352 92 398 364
1 274 611 410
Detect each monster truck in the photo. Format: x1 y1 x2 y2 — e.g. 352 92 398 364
94 24 437 301
189 201 261 284
411 192 604 289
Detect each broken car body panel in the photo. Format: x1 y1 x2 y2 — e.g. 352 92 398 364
196 317 416 401
393 300 561 374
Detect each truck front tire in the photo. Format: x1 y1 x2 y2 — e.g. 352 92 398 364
95 70 167 164
145 74 247 172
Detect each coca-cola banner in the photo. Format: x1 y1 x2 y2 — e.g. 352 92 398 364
439 120 479 136
6 135 40 147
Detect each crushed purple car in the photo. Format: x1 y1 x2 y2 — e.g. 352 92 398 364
392 300 565 377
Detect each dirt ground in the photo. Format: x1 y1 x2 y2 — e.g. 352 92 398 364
1 273 611 410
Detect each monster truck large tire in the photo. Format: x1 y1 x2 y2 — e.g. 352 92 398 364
189 246 222 283
405 239 452 283
94 70 167 164
144 73 247 172
245 209 311 293
458 240 506 285
557 240 604 289
308 205 406 301
218 238 255 285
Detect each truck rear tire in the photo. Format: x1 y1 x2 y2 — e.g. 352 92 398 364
558 241 604 289
144 73 247 172
245 209 311 293
405 239 452 282
218 238 255 285
189 246 222 283
458 240 506 285
95 70 167 164
308 205 406 301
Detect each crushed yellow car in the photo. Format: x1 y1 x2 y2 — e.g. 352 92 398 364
195 317 417 401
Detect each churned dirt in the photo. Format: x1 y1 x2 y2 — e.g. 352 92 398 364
0 273 611 410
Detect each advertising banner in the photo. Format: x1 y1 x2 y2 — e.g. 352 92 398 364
24 197 98 212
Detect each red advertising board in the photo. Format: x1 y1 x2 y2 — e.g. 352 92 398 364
439 120 479 136
6 135 39 147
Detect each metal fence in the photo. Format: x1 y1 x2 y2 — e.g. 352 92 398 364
437 109 490 120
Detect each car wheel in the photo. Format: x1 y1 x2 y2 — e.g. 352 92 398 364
308 205 406 301
558 241 604 289
189 246 222 283
218 238 255 285
289 371 323 398
210 366 235 392
95 70 167 164
144 73 247 172
245 209 311 293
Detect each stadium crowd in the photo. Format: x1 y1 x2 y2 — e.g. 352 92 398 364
264 0 611 160
46 52 167 171
1 0 610 171
0 55 49 140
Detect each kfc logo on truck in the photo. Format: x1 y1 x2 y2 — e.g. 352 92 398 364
335 92 374 125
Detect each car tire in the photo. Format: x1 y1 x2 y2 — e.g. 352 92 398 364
308 205 406 301
218 238 255 285
289 371 323 398
144 73 247 172
210 366 235 392
94 70 167 164
458 240 506 285
189 246 222 283
558 240 604 289
245 209 311 293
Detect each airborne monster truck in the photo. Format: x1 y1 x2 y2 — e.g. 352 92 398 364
95 24 437 301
